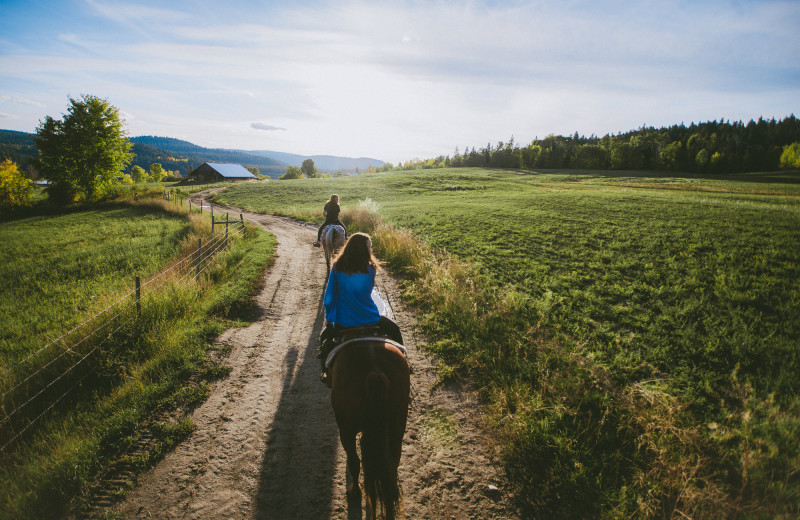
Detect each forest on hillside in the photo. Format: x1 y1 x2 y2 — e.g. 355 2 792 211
0 132 289 179
5 116 800 179
129 136 287 177
391 116 800 174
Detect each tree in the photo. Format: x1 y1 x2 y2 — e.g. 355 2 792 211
0 159 33 207
279 165 302 180
130 165 147 183
300 159 318 178
609 142 632 169
695 149 710 170
572 144 608 169
149 163 165 182
34 95 133 204
780 142 800 169
659 141 683 170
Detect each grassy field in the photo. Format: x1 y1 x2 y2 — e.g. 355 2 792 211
0 199 276 518
0 204 189 363
217 168 800 518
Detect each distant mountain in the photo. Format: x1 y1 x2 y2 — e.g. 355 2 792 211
129 136 288 178
0 131 384 179
0 129 37 169
243 150 385 172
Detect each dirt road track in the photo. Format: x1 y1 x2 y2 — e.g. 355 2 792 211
116 196 518 519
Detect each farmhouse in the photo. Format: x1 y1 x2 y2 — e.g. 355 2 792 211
187 162 256 182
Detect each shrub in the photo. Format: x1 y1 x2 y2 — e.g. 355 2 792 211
780 142 800 169
0 159 33 208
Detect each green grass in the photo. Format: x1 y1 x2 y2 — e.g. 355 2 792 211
0 204 190 364
0 199 276 519
217 168 800 518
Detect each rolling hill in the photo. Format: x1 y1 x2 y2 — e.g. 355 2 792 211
243 149 385 172
0 130 385 179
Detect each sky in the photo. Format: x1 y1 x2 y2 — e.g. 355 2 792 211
1 0 798 164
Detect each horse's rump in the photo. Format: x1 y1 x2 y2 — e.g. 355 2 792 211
331 341 409 519
322 224 347 271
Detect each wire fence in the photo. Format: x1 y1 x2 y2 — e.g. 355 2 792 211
0 193 247 454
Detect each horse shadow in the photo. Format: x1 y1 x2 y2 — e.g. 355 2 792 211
254 294 363 520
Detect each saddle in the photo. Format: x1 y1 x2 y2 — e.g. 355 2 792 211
338 325 382 341
318 325 405 369
325 336 407 370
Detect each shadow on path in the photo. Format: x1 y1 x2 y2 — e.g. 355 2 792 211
254 295 343 519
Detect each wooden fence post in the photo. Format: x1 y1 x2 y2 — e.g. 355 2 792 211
135 276 141 317
225 212 229 249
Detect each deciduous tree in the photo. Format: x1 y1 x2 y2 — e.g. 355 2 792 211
300 159 318 178
130 165 147 183
34 95 133 204
279 165 302 180
149 163 165 182
780 142 800 169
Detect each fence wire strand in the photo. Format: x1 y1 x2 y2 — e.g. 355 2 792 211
1 201 248 452
0 310 137 436
10 286 139 372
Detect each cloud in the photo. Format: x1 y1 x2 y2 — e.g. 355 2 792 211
0 95 45 108
251 122 287 131
0 112 17 119
1 0 797 163
84 0 189 25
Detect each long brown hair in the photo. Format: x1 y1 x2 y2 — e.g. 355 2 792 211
332 233 379 274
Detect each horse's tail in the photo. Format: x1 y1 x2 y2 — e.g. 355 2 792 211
361 369 401 520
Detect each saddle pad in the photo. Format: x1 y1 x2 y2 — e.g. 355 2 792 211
325 337 407 369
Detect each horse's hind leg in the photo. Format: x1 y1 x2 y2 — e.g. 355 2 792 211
340 430 361 498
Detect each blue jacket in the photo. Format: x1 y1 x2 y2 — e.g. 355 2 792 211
324 265 381 327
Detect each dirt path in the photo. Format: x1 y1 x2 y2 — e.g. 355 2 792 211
116 193 518 519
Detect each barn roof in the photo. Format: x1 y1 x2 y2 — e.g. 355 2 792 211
204 162 256 178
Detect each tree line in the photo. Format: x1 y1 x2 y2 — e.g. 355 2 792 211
385 116 800 174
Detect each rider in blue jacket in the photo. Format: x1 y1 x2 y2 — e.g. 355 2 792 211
319 233 403 382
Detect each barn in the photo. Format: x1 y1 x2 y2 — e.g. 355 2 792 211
188 162 256 182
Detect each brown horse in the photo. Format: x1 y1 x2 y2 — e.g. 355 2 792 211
322 224 347 272
329 339 410 520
